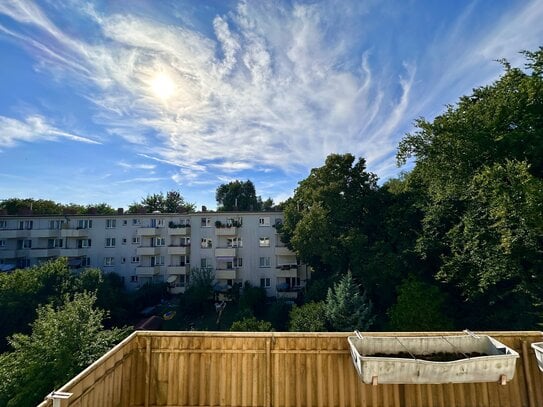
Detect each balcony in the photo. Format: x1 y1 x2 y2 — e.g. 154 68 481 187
36 331 543 407
215 268 237 280
167 245 188 255
0 249 17 258
1 229 31 238
29 248 51 258
215 226 238 236
137 227 159 236
136 266 160 275
60 228 89 238
167 226 188 236
215 247 237 257
30 229 60 238
167 265 189 274
60 248 87 257
136 246 161 256
276 266 299 278
275 245 294 256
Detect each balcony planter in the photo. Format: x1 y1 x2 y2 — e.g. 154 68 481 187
348 332 519 385
531 342 543 372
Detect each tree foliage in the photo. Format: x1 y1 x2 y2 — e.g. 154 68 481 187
324 271 374 331
216 180 263 211
0 198 116 215
128 190 195 213
288 302 327 332
0 292 129 407
229 316 272 332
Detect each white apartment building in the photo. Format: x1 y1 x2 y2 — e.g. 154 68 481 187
0 211 309 298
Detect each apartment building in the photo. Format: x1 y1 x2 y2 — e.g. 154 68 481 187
0 211 308 297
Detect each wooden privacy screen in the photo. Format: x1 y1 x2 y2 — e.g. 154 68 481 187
37 331 543 407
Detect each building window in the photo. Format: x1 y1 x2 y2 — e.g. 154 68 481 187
131 275 138 283
132 236 140 245
132 219 140 225
227 237 242 247
258 217 270 227
155 237 166 246
200 258 210 269
149 218 164 228
131 256 140 263
0 220 7 229
286 277 301 287
17 258 31 268
77 219 92 229
105 238 116 247
17 239 32 249
122 238 127 245
259 257 271 268
18 220 33 230
78 239 92 248
106 219 116 228
104 257 115 266
260 278 271 288
49 220 63 229
234 257 243 267
201 238 212 248
0 239 6 248
123 220 128 226
201 217 211 227
121 257 126 264
259 237 270 247
151 255 164 266
47 238 63 248
82 257 91 267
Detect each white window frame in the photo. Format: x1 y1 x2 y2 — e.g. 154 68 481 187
259 237 270 247
260 278 271 288
132 219 140 226
258 217 270 227
259 257 271 268
132 237 140 245
78 239 92 248
22 239 32 249
234 257 243 267
201 238 212 248
131 256 140 263
201 217 211 227
104 257 115 266
0 239 6 248
77 219 92 229
155 237 166 247
105 237 116 248
0 220 7 229
200 258 210 269
227 237 243 248
106 219 116 228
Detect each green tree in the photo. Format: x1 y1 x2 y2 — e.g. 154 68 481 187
216 180 261 211
128 191 195 213
387 275 453 331
324 272 374 331
0 292 129 407
0 198 62 214
229 316 272 331
288 302 327 332
182 267 214 315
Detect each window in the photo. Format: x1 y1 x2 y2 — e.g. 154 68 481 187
201 217 211 227
122 238 127 245
260 278 271 288
179 237 190 246
155 237 166 246
106 219 116 228
77 219 92 229
47 238 63 248
132 219 140 225
123 220 128 226
19 220 33 230
131 256 140 263
201 238 212 248
0 240 6 248
105 238 116 247
130 275 138 283
234 257 243 267
200 258 210 269
0 220 7 229
150 218 164 228
132 236 140 244
78 239 92 248
49 220 63 229
151 255 164 266
121 257 126 264
286 277 301 287
104 257 115 266
17 258 31 268
227 237 243 247
259 257 271 268
259 237 270 247
82 257 91 267
258 217 270 227
17 239 32 249
274 218 283 228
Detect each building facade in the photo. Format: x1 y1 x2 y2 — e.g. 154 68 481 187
0 211 308 297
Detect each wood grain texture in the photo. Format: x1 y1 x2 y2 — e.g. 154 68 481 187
36 331 543 407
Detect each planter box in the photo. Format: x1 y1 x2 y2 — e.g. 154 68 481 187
348 334 519 385
531 342 543 372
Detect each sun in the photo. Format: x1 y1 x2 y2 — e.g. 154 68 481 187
150 73 175 100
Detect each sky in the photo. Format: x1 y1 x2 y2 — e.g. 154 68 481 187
0 0 542 210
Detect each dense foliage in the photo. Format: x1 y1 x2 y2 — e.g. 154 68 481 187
0 198 116 215
216 179 276 211
128 190 195 213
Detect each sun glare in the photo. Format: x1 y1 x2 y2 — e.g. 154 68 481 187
150 73 175 100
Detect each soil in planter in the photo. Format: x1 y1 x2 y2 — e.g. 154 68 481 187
367 352 490 361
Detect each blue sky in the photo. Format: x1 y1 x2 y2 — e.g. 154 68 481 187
0 0 542 210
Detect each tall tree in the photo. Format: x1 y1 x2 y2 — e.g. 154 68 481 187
216 180 261 211
0 292 129 407
128 191 195 213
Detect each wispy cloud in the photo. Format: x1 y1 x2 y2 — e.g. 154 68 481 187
117 161 156 171
0 114 100 147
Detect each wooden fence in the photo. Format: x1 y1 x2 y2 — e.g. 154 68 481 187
37 331 543 407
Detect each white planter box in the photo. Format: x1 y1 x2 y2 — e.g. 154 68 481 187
348 334 519 385
531 342 543 372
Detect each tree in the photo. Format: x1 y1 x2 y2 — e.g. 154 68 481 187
182 267 214 315
230 316 272 331
0 292 129 407
279 154 378 274
387 275 453 331
128 191 195 213
288 302 327 332
324 271 374 331
216 180 261 211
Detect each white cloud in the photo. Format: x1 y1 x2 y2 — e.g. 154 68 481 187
0 115 100 147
